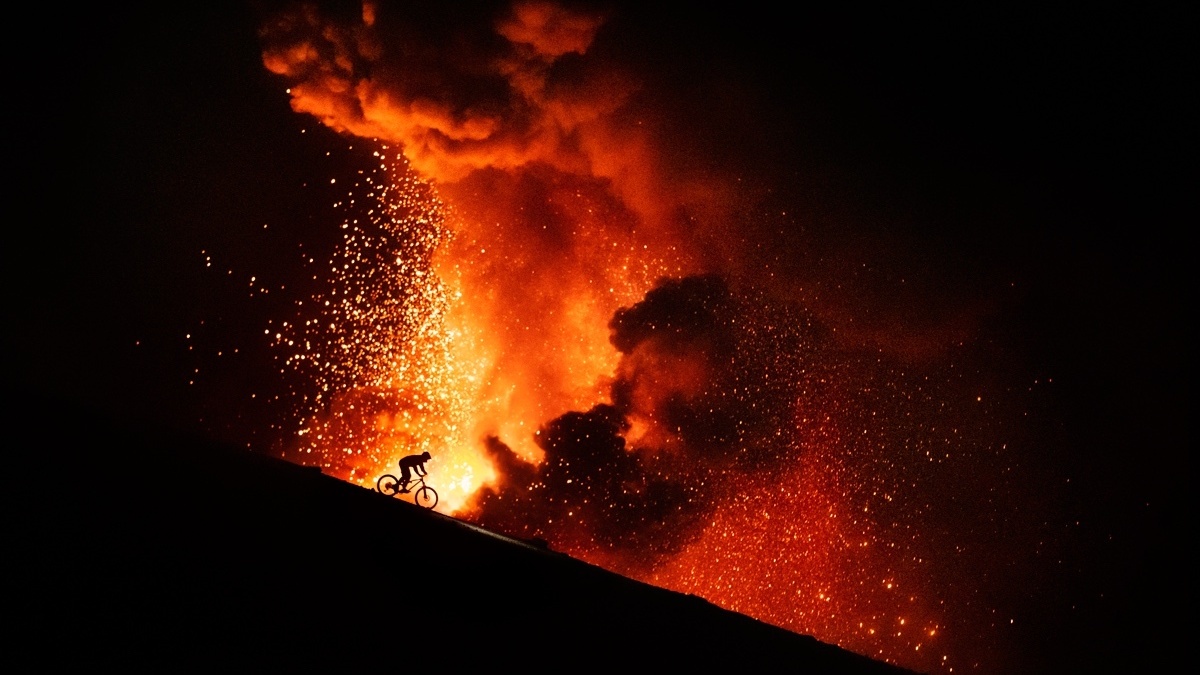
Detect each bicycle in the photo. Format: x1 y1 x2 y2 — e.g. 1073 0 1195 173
376 473 439 509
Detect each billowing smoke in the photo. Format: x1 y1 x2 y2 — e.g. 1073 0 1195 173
257 0 726 230
459 274 827 573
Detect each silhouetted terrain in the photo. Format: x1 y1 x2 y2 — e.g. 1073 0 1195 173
30 391 917 673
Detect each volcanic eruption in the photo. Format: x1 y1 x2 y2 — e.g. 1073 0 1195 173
254 2 1037 672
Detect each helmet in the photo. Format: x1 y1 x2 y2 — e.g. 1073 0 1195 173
422 451 431 460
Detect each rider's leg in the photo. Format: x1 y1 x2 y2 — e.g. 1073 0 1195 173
399 467 411 492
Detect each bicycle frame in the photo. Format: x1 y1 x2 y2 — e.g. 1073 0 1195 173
376 472 439 509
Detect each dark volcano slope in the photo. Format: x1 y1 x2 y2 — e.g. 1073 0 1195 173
37 394 918 673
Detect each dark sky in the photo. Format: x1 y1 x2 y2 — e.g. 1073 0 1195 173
21 3 1188 673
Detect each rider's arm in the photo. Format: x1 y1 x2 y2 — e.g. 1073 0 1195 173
417 464 428 476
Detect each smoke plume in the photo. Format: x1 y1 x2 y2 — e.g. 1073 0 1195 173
459 274 828 573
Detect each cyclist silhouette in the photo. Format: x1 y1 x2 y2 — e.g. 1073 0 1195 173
397 451 431 493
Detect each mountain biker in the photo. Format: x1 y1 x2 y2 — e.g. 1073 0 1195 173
397 451 431 493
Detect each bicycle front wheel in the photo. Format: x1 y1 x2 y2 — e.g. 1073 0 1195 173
414 486 438 509
377 474 401 496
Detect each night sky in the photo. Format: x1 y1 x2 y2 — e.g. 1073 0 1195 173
22 3 1187 673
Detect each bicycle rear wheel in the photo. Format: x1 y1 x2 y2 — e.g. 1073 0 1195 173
414 486 438 509
377 474 401 496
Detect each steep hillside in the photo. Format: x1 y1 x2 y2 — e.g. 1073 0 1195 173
33 393 918 673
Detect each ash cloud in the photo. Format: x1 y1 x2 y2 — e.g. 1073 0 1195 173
256 0 744 253
460 274 827 573
464 404 704 570
259 1 638 191
256 0 995 369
